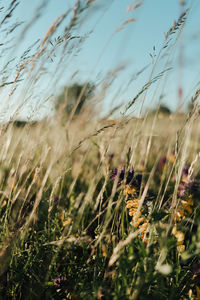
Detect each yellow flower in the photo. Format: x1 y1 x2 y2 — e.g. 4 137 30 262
181 200 193 214
177 245 185 252
169 153 175 164
174 208 185 223
172 226 185 252
62 217 72 227
102 244 108 258
128 208 139 217
133 217 144 227
187 196 194 206
126 199 140 209
140 221 149 244
139 221 148 231
124 185 137 196
126 199 142 217
175 231 185 245
126 198 149 245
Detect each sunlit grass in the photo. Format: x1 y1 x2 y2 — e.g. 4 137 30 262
0 1 200 299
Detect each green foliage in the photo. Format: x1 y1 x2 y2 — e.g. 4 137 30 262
55 82 95 115
150 104 172 116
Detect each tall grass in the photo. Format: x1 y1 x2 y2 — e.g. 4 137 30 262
0 1 200 299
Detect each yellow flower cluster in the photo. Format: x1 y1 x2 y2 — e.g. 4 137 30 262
124 185 137 196
174 194 194 223
126 197 149 244
172 225 185 252
173 195 194 253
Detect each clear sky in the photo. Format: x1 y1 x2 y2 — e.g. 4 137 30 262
0 0 199 121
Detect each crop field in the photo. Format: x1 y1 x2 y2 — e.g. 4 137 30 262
0 1 200 299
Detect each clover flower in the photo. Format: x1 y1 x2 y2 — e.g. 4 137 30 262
111 167 134 185
177 164 197 198
177 180 188 197
53 275 66 288
53 196 59 205
53 196 64 206
177 177 194 198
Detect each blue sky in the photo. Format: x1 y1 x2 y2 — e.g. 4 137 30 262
0 0 199 120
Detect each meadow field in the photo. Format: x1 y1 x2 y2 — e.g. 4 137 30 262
0 1 200 299
0 109 200 299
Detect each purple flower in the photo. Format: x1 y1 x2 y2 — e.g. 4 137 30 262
182 165 189 178
126 168 135 184
53 275 66 287
53 196 59 205
177 180 188 197
158 156 167 169
177 178 196 198
177 165 195 198
111 167 134 185
193 263 200 277
53 196 64 205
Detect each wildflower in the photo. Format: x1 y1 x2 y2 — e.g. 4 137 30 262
128 208 137 217
177 164 197 198
181 199 193 215
172 225 185 253
53 196 59 205
139 221 148 231
169 152 175 164
124 185 137 196
182 164 189 179
102 244 108 258
177 245 185 252
62 217 72 227
53 196 64 206
53 275 66 288
174 208 185 223
133 215 144 227
177 180 188 197
174 195 194 223
140 221 149 244
126 199 140 209
126 198 149 244
193 263 200 278
111 167 134 185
